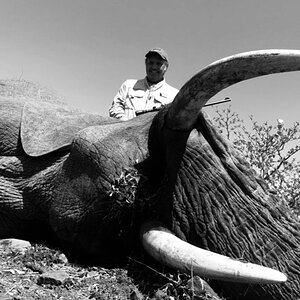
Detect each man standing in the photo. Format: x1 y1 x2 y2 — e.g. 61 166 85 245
109 48 178 121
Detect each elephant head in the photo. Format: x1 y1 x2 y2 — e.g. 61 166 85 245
0 50 300 299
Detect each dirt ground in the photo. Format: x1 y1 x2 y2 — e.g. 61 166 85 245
0 242 220 300
0 243 135 300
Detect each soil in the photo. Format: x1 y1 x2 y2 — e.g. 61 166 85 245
0 242 220 300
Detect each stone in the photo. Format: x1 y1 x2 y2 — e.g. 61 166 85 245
0 238 31 254
58 253 69 264
153 289 169 299
37 270 69 286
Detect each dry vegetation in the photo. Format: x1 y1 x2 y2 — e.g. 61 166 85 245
0 241 220 300
0 243 138 300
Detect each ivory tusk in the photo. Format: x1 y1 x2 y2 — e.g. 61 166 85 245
167 49 300 130
141 221 287 284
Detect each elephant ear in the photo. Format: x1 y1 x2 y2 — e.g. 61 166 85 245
21 100 112 157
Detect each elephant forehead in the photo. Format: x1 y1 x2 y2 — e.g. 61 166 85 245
70 117 152 174
20 101 113 157
75 122 127 143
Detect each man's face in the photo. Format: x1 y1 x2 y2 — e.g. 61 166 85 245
145 54 168 84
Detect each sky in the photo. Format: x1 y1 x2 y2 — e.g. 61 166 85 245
0 0 300 129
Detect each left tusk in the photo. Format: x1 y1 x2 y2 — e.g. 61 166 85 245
167 49 300 131
140 221 287 284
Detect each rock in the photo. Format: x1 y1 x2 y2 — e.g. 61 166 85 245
0 238 31 254
37 270 69 286
24 262 45 274
185 276 221 299
153 289 170 299
58 253 68 264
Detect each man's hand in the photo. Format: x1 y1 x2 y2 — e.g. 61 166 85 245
118 116 129 121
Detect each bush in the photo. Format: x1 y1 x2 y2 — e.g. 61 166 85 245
212 106 300 215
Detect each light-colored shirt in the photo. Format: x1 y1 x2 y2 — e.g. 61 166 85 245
109 77 178 120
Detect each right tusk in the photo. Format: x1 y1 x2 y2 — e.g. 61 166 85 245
141 221 287 284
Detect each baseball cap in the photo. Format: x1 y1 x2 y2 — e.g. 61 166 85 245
145 48 169 62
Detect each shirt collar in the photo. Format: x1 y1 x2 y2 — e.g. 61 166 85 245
144 77 165 90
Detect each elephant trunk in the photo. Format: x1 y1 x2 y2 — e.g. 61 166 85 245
167 49 300 130
141 221 287 284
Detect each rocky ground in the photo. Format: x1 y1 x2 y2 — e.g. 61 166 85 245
0 239 221 300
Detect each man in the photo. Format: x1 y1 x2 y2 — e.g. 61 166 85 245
109 48 179 121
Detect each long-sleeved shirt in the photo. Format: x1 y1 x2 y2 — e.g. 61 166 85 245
109 77 178 120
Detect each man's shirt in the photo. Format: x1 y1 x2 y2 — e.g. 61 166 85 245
109 78 178 120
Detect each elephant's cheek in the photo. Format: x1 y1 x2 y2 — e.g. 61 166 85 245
49 174 127 262
49 174 102 241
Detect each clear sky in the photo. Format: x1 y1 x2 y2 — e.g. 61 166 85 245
1 0 300 127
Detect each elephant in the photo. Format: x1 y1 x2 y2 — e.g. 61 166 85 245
1 49 300 299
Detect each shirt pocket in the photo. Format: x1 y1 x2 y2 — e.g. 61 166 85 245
128 89 147 110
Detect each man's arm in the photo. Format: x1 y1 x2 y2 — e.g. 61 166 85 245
109 81 129 120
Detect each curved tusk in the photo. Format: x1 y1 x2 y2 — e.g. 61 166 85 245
141 221 287 284
168 49 300 130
